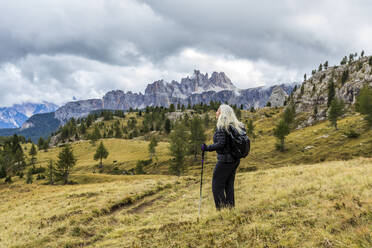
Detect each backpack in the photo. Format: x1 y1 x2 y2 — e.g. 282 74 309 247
228 125 250 159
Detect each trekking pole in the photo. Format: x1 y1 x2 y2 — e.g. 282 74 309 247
198 151 205 216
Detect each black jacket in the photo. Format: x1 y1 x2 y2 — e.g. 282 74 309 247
205 128 236 163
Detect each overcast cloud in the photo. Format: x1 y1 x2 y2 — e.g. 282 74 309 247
0 0 371 106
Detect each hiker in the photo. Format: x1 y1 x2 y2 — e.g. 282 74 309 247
201 104 245 210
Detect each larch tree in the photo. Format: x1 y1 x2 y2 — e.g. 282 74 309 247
94 141 109 169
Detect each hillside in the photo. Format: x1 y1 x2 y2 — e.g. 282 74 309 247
18 106 372 178
0 157 370 247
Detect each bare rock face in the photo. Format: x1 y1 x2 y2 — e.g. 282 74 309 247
268 86 288 107
292 56 372 126
54 70 296 124
54 99 103 123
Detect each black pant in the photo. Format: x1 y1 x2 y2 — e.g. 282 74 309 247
212 159 240 210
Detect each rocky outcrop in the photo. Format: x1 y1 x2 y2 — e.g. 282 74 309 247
268 86 288 107
292 56 372 126
54 70 296 123
54 99 103 123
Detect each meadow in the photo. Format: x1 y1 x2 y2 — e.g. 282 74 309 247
0 157 370 247
1 108 372 247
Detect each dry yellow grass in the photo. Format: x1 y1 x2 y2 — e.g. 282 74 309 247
0 157 371 247
24 138 171 173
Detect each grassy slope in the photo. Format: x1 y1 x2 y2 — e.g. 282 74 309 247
0 158 371 247
23 108 372 177
241 108 372 170
23 139 171 174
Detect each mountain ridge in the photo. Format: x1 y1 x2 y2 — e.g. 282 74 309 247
0 102 58 128
55 70 296 123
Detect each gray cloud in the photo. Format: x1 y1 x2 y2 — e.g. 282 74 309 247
0 0 372 106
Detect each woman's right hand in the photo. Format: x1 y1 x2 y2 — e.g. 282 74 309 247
201 143 207 151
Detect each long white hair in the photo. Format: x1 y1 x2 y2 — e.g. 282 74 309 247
216 104 244 133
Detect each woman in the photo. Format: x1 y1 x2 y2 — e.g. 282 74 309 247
201 104 245 210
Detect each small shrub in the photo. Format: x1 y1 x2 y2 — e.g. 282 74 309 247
344 129 360 138
36 174 46 180
31 166 46 175
5 176 12 183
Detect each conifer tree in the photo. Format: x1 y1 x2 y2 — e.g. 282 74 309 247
169 104 175 112
283 104 296 126
328 97 345 130
189 117 206 159
29 143 37 169
327 79 335 107
148 136 158 160
114 124 123 138
356 85 372 127
26 169 33 184
273 119 290 152
164 119 171 134
169 122 188 176
47 160 55 185
37 137 45 150
55 145 76 184
90 126 101 144
94 141 109 169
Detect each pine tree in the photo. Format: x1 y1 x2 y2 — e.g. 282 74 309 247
341 70 349 85
169 122 188 176
340 56 347 65
328 97 345 130
90 126 101 144
164 119 171 134
37 137 45 150
148 136 158 160
356 85 372 127
26 169 33 184
114 124 123 138
46 160 55 185
94 141 109 169
55 145 76 184
283 104 296 126
169 104 175 112
189 117 206 159
324 61 328 70
80 123 86 134
273 119 290 152
318 63 323 71
327 79 335 107
29 143 37 169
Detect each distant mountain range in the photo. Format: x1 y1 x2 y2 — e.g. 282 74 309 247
55 70 297 123
0 70 298 141
0 102 59 128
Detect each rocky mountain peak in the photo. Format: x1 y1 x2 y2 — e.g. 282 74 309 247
50 70 296 124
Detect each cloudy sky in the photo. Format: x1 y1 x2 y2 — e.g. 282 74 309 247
1 0 372 107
